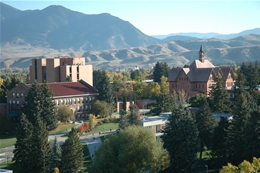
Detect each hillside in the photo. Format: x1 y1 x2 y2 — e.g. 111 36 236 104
0 2 159 51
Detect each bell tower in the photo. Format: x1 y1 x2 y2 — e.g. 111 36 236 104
199 45 204 63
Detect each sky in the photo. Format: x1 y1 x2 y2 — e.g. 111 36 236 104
2 0 260 35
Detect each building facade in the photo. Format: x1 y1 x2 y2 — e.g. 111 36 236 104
29 57 93 85
168 46 235 97
6 80 98 122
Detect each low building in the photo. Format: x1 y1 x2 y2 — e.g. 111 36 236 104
6 80 98 122
142 113 170 139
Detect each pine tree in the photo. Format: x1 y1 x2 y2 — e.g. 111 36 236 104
49 137 62 173
248 62 259 92
128 104 141 126
122 95 127 111
29 117 51 173
226 91 256 165
151 93 175 114
118 109 129 129
209 75 231 113
61 128 83 173
211 117 230 166
41 82 57 130
161 105 200 173
153 61 170 83
13 114 33 172
195 97 217 160
23 82 44 124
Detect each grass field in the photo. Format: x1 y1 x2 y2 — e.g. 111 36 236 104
49 123 77 135
83 123 118 136
0 135 16 149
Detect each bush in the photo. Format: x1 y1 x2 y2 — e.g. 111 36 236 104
103 119 110 123
109 117 118 123
97 121 103 126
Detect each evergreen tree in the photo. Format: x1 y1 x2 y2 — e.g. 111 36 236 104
153 61 170 83
122 95 127 111
226 91 256 165
161 105 200 173
211 117 230 166
195 97 217 159
128 104 142 126
61 128 84 173
118 109 129 129
248 62 259 92
29 117 51 173
93 70 113 104
41 82 57 130
151 93 175 115
130 70 140 80
23 82 44 124
13 114 33 172
49 137 62 173
209 75 231 113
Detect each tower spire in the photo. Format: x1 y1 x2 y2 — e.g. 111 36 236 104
199 45 204 63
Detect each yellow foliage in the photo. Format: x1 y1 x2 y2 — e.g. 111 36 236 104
53 167 60 173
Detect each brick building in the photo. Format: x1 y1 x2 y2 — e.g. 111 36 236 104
6 80 98 122
30 57 93 85
168 46 235 97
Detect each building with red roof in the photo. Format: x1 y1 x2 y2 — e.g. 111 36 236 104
168 46 235 97
6 80 98 122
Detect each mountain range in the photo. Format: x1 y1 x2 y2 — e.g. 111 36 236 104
1 2 260 69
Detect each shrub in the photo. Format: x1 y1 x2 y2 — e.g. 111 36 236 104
78 122 90 133
103 119 109 123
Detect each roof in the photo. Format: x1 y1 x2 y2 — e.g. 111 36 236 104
27 80 98 97
190 60 215 69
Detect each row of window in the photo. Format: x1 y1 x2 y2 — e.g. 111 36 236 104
9 100 20 106
12 93 24 98
77 105 92 112
171 83 204 89
55 96 95 105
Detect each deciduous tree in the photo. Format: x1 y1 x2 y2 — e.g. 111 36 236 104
118 109 128 129
89 114 97 129
56 105 75 123
90 126 169 173
91 100 111 118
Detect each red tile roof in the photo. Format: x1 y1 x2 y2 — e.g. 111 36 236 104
27 80 98 97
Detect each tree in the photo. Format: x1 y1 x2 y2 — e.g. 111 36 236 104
23 82 43 125
93 70 113 104
147 81 161 98
61 128 83 173
122 96 127 111
29 117 51 173
248 62 259 92
211 117 230 166
89 114 97 129
118 109 128 129
130 70 140 80
151 93 175 115
56 106 75 123
153 61 170 83
134 77 148 98
49 137 62 173
90 126 169 173
65 75 72 82
0 116 11 135
189 93 207 107
161 105 200 173
220 157 260 173
13 114 33 172
226 91 256 165
91 100 111 118
128 104 142 126
194 97 217 160
160 75 169 94
41 82 57 130
209 75 231 113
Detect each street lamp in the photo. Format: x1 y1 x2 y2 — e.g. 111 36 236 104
42 150 45 173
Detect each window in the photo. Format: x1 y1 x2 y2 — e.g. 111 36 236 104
9 100 12 104
13 100 15 104
85 105 88 111
74 98 76 104
89 97 92 101
21 93 24 97
85 97 88 102
13 93 15 98
16 93 19 98
16 101 19 106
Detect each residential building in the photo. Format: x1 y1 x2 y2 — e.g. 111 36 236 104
6 80 98 123
29 57 93 85
168 46 235 97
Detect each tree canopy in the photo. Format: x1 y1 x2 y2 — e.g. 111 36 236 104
90 126 169 173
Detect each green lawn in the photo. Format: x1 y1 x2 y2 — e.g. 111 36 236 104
83 123 118 136
0 135 16 149
49 123 77 135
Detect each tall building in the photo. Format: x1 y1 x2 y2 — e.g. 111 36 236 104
168 46 235 97
29 57 93 85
